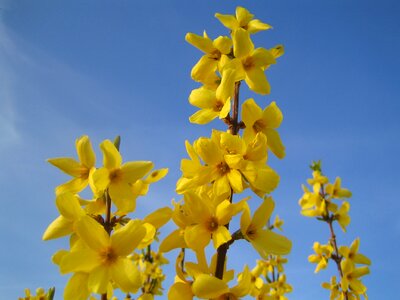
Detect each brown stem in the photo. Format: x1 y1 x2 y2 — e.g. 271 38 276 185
215 81 241 279
321 186 348 300
101 191 113 300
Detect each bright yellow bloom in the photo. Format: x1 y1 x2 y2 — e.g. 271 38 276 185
177 130 279 198
42 192 85 240
229 29 279 94
183 192 245 250
215 6 272 34
60 216 146 294
339 238 371 266
90 139 154 214
186 32 232 86
48 135 96 194
325 177 352 199
240 197 291 258
334 201 351 232
308 242 334 273
340 259 370 295
189 68 235 125
242 98 285 158
321 276 341 300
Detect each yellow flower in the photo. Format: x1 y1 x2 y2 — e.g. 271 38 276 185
334 201 351 232
188 68 235 125
308 242 334 273
90 139 154 214
186 31 232 86
242 98 285 158
229 30 280 94
183 192 245 250
177 130 279 198
339 238 371 265
325 177 352 199
48 135 96 195
42 192 85 240
321 276 341 300
240 197 291 258
340 259 370 295
60 216 146 294
215 6 272 34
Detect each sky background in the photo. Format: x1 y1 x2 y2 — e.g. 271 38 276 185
1 0 399 299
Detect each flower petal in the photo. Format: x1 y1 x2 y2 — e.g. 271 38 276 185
111 258 142 293
111 219 146 256
192 274 229 298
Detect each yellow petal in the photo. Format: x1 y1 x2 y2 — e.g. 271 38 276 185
160 229 186 253
168 282 193 300
247 19 272 34
111 219 146 256
216 68 235 101
242 98 263 128
137 223 156 249
191 56 218 83
189 109 218 124
47 158 82 177
143 168 168 183
233 28 254 58
263 101 283 128
252 197 274 229
55 177 88 195
56 192 84 220
60 249 100 274
265 128 285 159
245 67 270 95
212 226 232 249
215 13 238 30
76 135 96 168
184 224 211 250
185 32 214 53
100 140 122 169
76 216 109 251
240 203 252 234
236 6 253 26
89 167 110 193
227 169 243 193
88 264 110 294
111 258 142 293
213 36 232 55
64 273 90 300
121 161 153 183
42 215 73 240
192 274 229 298
252 230 292 257
144 207 172 229
252 48 276 68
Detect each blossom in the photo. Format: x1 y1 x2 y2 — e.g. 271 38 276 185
60 216 146 294
48 135 96 194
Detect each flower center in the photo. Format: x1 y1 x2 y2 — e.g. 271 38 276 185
109 169 122 182
217 162 230 175
213 100 224 112
99 247 118 265
246 224 257 240
206 217 219 232
253 119 266 133
243 57 255 70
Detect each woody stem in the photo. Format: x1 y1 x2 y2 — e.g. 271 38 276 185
215 81 241 279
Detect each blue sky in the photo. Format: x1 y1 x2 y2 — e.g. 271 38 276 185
1 0 399 299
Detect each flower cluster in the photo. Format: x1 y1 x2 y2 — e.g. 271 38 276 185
43 136 170 300
300 162 371 299
162 6 292 299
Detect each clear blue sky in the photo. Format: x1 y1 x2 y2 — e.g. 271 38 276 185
1 0 399 299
